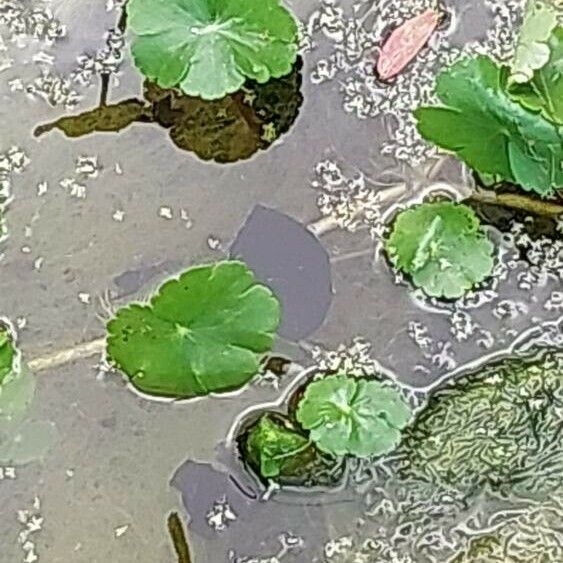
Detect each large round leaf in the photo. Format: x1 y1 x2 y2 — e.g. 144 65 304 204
296 374 412 458
385 202 495 299
127 0 299 100
106 261 281 398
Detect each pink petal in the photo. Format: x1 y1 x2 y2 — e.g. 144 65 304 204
376 9 441 81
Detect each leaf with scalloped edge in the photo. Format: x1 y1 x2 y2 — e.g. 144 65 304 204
510 0 560 84
415 56 563 196
127 0 299 100
510 27 563 125
385 202 495 299
296 374 411 458
106 261 281 398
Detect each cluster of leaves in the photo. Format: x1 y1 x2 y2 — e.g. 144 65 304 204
106 261 281 398
35 59 303 163
396 350 563 500
415 0 563 197
385 202 495 299
240 373 411 484
0 323 56 464
415 28 563 196
127 0 299 100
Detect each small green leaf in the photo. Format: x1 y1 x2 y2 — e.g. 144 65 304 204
296 374 411 458
127 0 299 100
385 202 495 299
245 415 310 479
510 0 559 84
415 55 563 196
0 325 15 386
510 27 563 125
106 261 281 398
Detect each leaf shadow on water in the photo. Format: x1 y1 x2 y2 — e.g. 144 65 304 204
34 58 304 164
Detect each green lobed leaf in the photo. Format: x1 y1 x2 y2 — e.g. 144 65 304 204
106 261 281 398
127 0 299 100
296 374 411 458
415 55 563 196
245 415 310 479
385 202 495 299
510 0 560 84
510 27 563 125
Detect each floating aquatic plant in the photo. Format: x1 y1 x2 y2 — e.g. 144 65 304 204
385 202 495 299
415 56 563 197
127 0 299 100
106 261 281 398
296 374 412 458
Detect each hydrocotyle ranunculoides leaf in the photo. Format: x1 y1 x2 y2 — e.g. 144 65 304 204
510 0 560 84
296 374 412 458
510 27 563 126
106 261 281 399
385 202 495 299
230 205 332 341
127 0 299 100
415 56 563 196
244 415 310 479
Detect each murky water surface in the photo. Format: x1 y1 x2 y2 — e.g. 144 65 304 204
0 1 562 562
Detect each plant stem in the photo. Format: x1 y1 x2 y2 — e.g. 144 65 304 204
167 512 192 563
469 190 563 217
99 73 110 106
28 338 106 373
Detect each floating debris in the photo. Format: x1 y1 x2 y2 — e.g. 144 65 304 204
376 9 441 81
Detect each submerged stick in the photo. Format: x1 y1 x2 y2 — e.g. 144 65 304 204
167 512 192 563
469 190 563 217
28 338 106 372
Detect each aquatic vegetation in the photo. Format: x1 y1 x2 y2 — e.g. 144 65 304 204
240 413 343 488
451 497 563 562
510 27 563 125
0 325 15 385
385 202 495 299
244 415 312 479
0 322 56 465
35 59 304 163
510 0 560 83
415 56 563 196
296 374 412 458
106 261 281 398
33 1 303 163
127 0 299 100
396 351 563 500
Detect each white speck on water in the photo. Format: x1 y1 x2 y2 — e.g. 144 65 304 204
114 524 129 538
75 156 101 178
207 235 222 250
36 182 48 196
159 206 173 219
78 292 91 305
112 210 125 222
59 177 87 199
